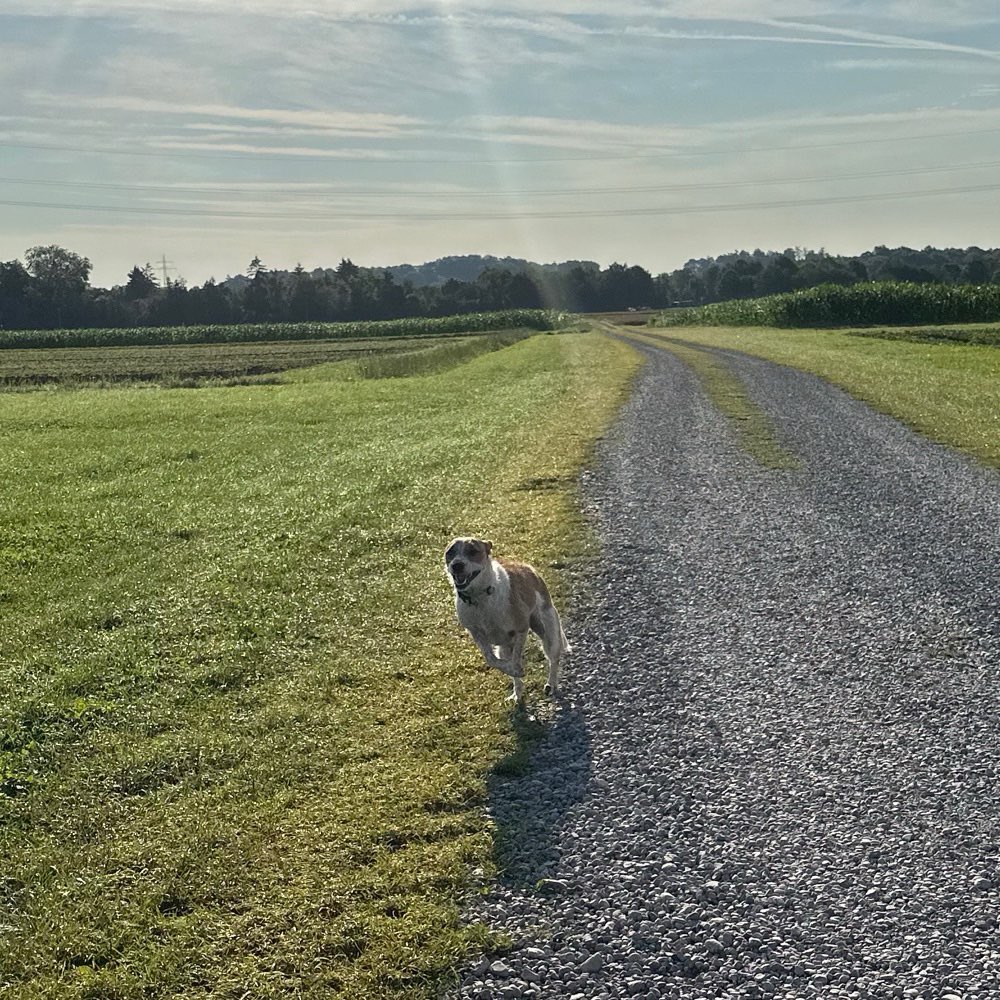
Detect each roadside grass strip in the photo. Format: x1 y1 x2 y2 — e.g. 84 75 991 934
0 331 641 1000
621 328 799 470
648 325 1000 470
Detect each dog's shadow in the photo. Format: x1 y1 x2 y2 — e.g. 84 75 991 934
485 694 592 888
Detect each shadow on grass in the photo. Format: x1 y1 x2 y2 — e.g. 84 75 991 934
485 696 592 889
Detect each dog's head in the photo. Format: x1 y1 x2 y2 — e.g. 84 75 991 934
444 537 493 591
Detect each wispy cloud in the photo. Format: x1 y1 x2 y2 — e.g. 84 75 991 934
461 104 1000 160
828 56 993 73
755 18 1000 60
457 115 700 154
149 140 406 160
32 94 426 136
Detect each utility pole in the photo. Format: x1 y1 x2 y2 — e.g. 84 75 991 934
158 254 176 286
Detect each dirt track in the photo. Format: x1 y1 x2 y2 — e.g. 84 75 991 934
450 336 1000 1000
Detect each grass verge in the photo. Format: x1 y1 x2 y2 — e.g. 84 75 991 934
650 325 1000 469
0 331 641 999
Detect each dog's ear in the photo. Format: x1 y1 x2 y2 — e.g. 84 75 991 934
483 540 493 555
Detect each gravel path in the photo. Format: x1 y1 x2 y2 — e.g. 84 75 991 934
448 339 1000 1000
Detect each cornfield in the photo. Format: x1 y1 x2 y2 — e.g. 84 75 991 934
0 310 569 350
657 282 1000 329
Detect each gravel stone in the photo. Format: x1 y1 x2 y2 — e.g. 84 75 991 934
447 342 1000 999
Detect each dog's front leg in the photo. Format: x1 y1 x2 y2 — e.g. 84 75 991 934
506 632 527 704
469 630 520 676
469 631 527 703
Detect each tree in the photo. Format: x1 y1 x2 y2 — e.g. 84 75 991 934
246 255 267 279
716 266 745 301
243 268 283 322
336 258 360 281
561 265 599 312
961 258 989 284
125 263 158 300
24 245 91 296
186 279 237 324
757 254 798 295
24 245 92 326
0 259 31 328
288 263 321 321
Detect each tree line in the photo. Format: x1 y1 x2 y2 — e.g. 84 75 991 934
4 243 1000 330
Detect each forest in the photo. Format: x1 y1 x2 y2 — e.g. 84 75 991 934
4 243 1000 330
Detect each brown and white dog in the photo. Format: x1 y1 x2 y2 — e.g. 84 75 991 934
444 537 570 702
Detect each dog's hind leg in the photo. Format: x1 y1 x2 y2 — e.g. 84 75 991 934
511 674 526 703
537 607 568 696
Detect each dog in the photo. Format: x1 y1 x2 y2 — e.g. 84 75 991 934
444 537 570 703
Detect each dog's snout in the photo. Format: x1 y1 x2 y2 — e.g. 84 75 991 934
451 560 465 574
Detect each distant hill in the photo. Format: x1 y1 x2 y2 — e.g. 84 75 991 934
222 255 600 289
381 255 600 287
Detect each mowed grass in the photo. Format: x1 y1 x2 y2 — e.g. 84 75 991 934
651 325 1000 469
0 331 641 999
0 336 479 390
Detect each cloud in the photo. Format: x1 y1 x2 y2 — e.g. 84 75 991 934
456 114 701 155
7 0 998 28
458 104 1000 162
754 19 1000 60
65 95 427 136
30 93 426 139
827 56 994 73
148 140 407 160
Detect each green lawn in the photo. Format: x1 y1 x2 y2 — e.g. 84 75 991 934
646 325 1000 469
0 331 640 999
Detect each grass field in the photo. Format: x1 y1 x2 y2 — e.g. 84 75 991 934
0 330 641 999
0 337 417 389
644 325 1000 469
0 332 545 391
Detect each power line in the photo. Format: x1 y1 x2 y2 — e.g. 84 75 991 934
3 155 1000 201
2 180 1000 223
4 124 1000 165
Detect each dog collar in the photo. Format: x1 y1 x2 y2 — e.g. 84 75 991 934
457 585 494 606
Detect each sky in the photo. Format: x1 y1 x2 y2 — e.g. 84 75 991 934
2 1 1000 288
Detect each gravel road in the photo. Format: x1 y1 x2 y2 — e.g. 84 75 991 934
448 339 1000 1000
